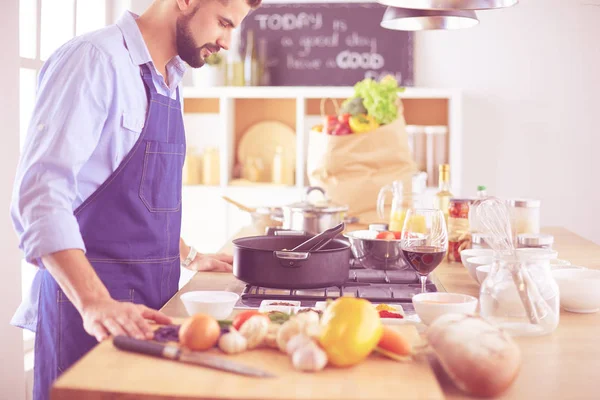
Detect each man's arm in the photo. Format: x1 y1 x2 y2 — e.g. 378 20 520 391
42 249 170 341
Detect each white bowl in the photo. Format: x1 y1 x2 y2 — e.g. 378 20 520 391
476 264 492 284
515 248 558 260
460 248 495 269
412 292 478 325
180 291 239 320
549 259 572 270
551 268 600 313
464 256 495 282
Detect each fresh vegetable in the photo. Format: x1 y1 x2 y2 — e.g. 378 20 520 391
239 315 270 349
292 341 328 372
348 76 404 125
324 115 339 135
286 333 313 356
218 327 248 354
376 231 396 240
337 113 351 125
340 97 367 116
268 311 291 325
179 313 221 351
232 310 268 331
318 297 383 367
377 326 412 357
426 314 522 398
263 323 281 349
276 318 304 352
349 114 379 134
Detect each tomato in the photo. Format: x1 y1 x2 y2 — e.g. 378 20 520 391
338 113 351 124
392 231 402 240
376 231 396 240
324 115 339 135
231 310 268 330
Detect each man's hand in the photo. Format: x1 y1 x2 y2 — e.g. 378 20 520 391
180 238 233 272
81 298 172 342
187 253 234 272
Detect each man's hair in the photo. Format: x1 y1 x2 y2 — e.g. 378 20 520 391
246 0 262 8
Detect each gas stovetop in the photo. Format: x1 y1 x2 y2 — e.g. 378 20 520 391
235 265 439 310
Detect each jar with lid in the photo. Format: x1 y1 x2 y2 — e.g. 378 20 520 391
508 198 541 235
479 255 560 337
517 233 554 249
447 198 472 262
471 232 491 249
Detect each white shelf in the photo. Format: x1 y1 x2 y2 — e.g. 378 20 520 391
182 86 461 100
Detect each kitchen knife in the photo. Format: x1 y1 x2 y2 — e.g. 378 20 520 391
113 335 276 378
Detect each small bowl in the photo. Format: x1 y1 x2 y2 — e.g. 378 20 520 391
460 248 495 269
412 292 478 325
551 268 600 313
464 256 495 282
180 291 240 320
476 264 492 284
515 248 558 260
549 259 572 270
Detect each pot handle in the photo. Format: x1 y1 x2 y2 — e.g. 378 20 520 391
303 186 326 201
344 216 359 224
273 251 310 268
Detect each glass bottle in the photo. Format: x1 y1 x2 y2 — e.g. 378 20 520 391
244 29 259 86
434 164 453 224
226 28 244 86
257 38 270 86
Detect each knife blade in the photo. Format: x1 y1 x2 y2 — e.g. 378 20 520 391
113 335 276 378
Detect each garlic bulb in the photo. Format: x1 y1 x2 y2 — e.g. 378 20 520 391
285 333 313 356
263 323 280 349
294 310 320 326
276 318 303 353
239 315 269 349
292 342 328 372
218 328 247 354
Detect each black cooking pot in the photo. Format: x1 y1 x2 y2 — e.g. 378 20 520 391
232 235 351 289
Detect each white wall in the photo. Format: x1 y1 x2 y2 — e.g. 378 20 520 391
0 0 26 398
415 0 600 243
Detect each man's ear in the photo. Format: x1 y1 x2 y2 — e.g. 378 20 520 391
175 0 193 12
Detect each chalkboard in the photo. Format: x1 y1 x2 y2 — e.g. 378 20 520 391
240 3 414 87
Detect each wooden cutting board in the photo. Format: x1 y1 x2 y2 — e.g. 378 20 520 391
52 324 443 400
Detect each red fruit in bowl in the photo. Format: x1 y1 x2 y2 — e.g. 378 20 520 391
376 231 396 240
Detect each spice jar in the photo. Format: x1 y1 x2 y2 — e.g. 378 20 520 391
471 233 491 249
517 233 554 250
447 198 472 262
508 199 541 235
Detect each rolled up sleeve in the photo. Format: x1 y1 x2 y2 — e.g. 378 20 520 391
10 40 114 265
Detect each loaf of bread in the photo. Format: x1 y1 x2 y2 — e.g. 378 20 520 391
426 314 522 398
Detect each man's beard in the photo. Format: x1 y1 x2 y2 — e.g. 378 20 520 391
175 12 219 68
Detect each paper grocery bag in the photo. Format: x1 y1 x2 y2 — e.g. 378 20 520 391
306 108 416 224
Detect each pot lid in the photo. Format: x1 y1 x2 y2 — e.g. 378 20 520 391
286 186 348 213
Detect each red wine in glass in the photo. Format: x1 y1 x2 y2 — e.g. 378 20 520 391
403 246 446 292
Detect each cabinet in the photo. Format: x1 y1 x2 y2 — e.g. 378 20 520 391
180 86 463 253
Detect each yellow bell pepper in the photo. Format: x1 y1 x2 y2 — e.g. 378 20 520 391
318 298 383 367
349 114 380 134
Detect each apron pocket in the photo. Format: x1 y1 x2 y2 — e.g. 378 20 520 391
139 141 185 212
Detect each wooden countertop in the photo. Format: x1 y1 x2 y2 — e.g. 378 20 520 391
52 227 600 399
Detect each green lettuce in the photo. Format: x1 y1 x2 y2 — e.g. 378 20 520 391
345 76 405 125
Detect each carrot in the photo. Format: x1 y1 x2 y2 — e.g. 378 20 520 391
377 326 412 357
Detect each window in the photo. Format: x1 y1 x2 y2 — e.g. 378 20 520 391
19 0 112 354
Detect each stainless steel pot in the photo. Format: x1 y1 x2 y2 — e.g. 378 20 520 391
279 187 356 235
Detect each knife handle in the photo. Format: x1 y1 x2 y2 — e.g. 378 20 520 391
113 335 179 359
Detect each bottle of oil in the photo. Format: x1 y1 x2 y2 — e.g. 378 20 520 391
244 29 259 86
435 164 453 224
226 28 244 86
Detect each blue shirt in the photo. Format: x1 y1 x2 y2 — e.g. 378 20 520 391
10 11 187 330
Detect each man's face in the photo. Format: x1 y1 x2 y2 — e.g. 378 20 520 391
176 0 252 68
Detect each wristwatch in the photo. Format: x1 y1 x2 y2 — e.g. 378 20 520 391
181 246 198 268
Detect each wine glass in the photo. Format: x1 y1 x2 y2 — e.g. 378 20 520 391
401 208 448 293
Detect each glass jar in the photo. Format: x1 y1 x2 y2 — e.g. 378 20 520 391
517 233 554 249
447 198 472 262
471 233 491 249
508 199 541 235
479 256 560 337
